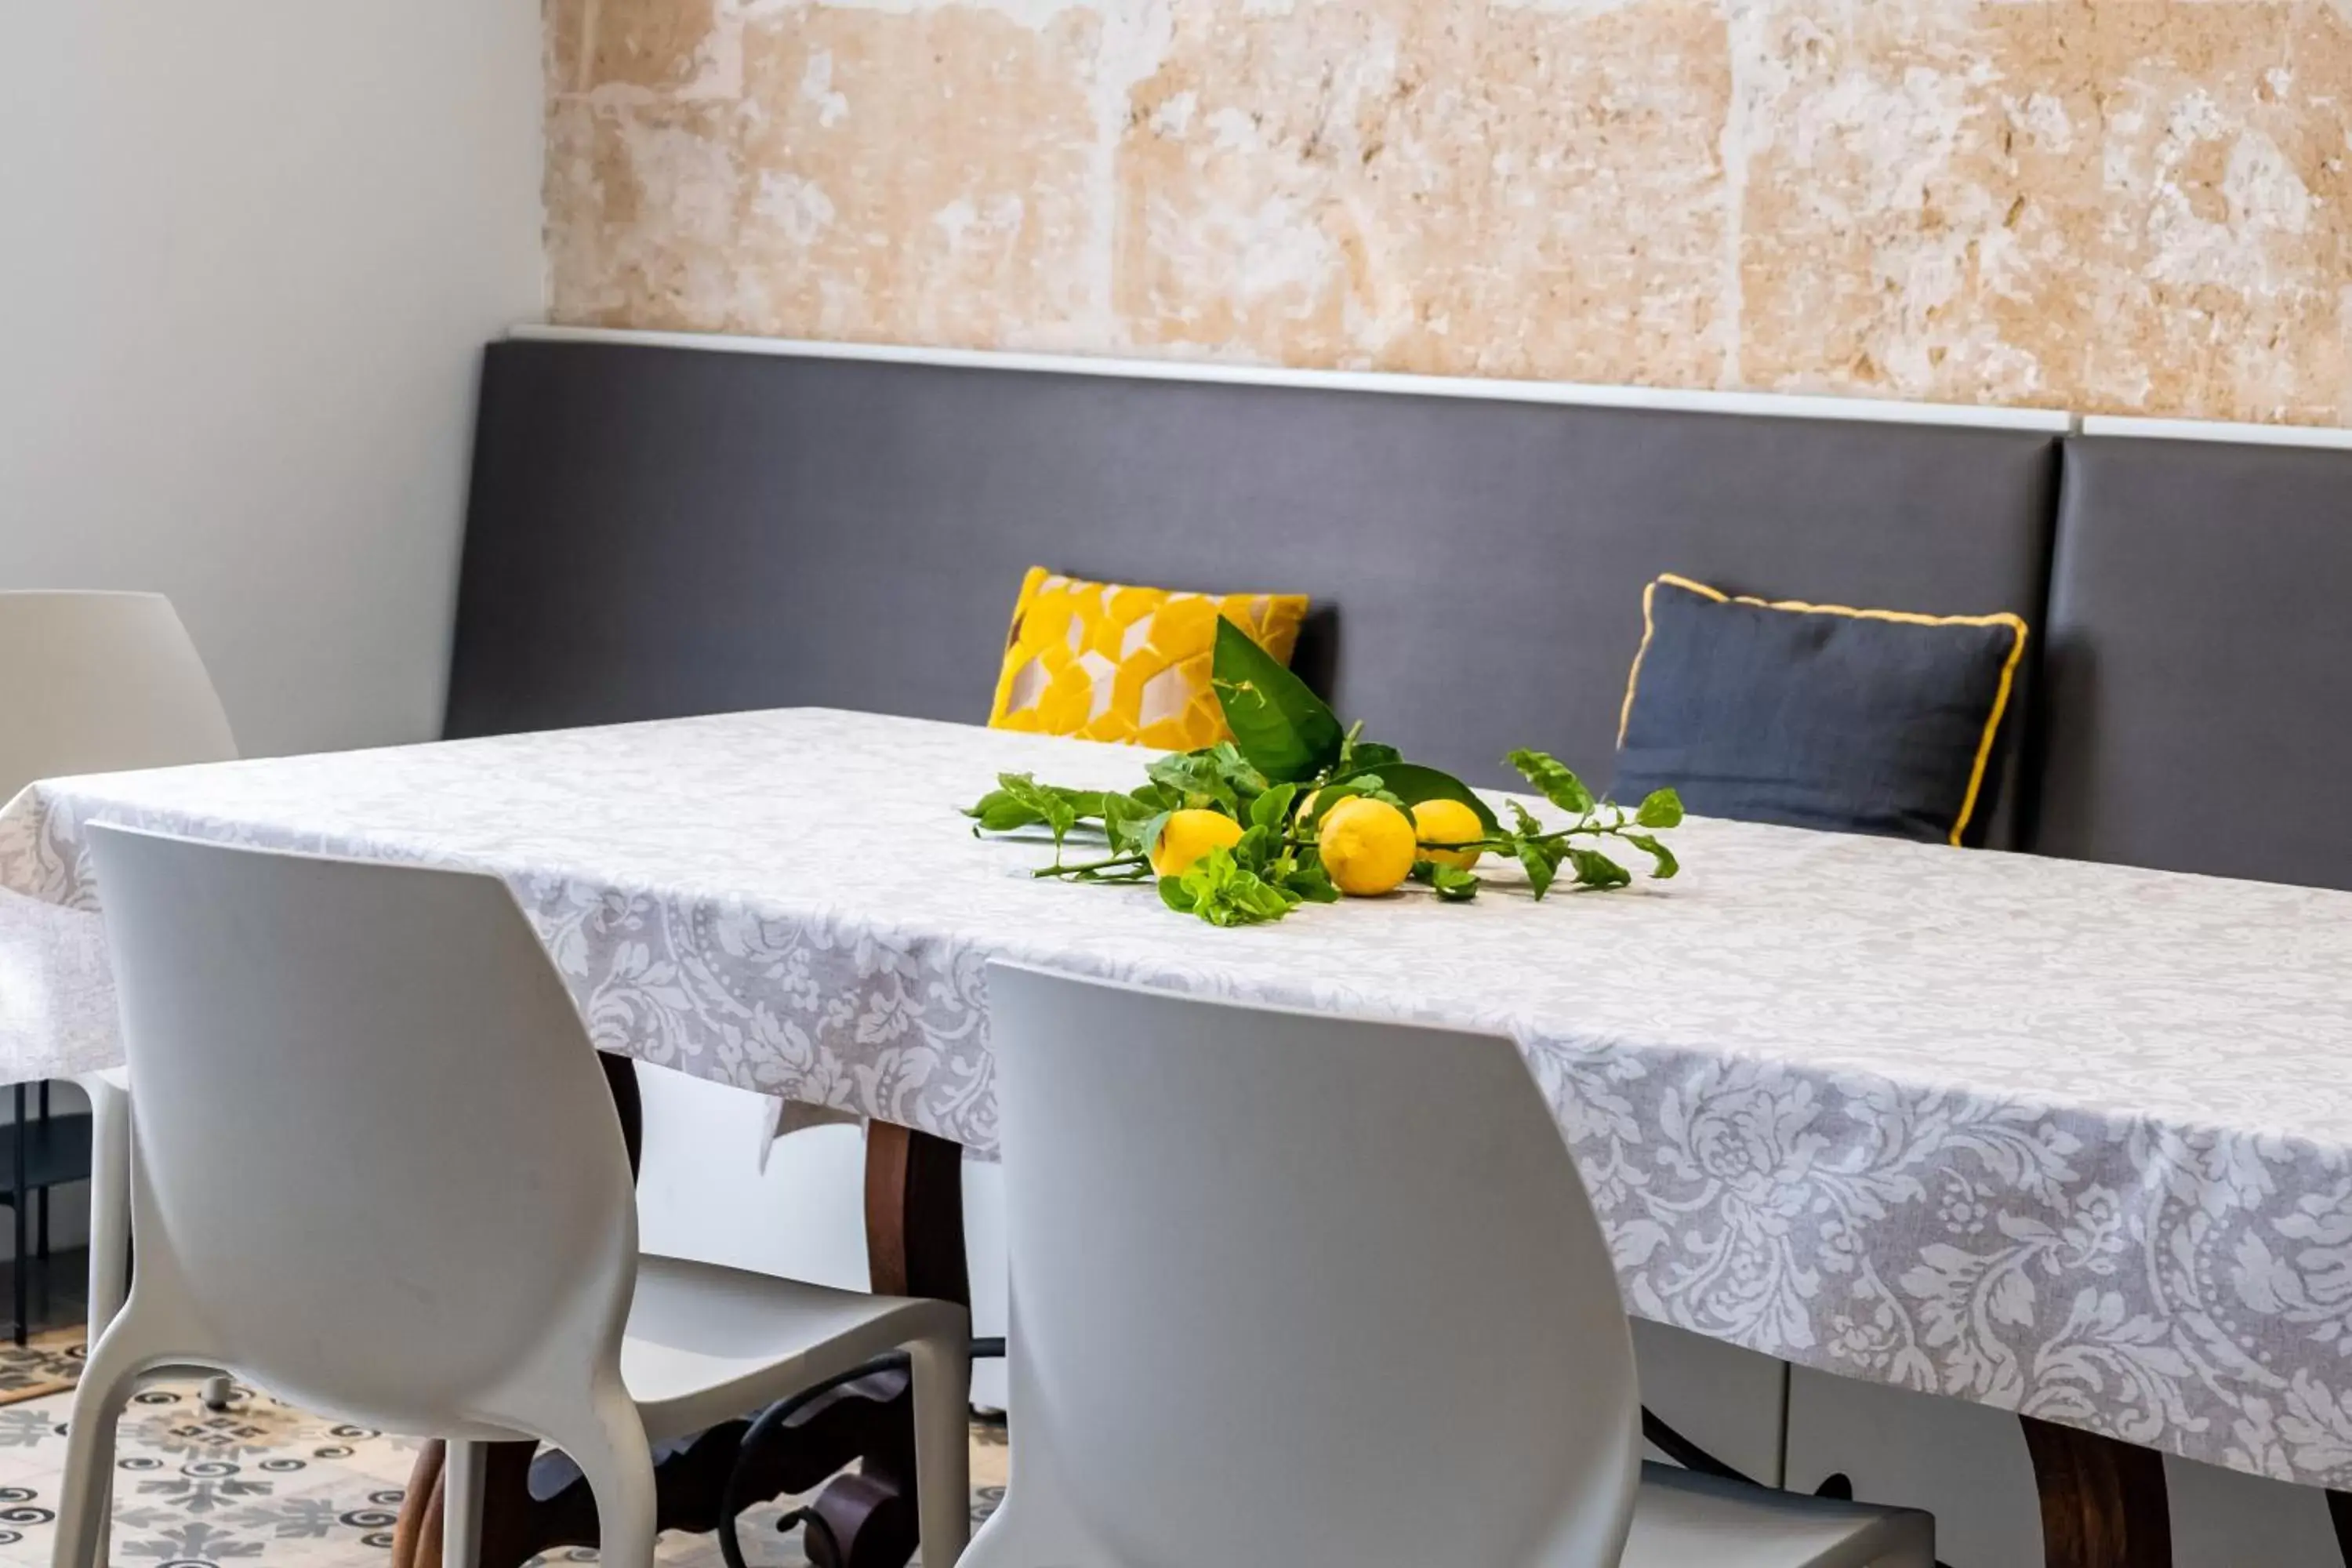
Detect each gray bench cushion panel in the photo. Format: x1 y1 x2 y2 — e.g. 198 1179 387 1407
2035 435 2352 887
448 342 2058 837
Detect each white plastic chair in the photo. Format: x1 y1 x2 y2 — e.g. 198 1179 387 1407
975 962 1934 1568
0 592 237 1406
53 826 971 1568
0 590 236 802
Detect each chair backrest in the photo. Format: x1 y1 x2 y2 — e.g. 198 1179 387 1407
985 962 1642 1568
86 825 639 1432
0 591 236 800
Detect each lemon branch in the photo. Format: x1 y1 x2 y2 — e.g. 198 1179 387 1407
1033 852 1147 880
960 617 1686 925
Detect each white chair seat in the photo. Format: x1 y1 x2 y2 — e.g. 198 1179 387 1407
619 1254 956 1443
1624 1465 1933 1568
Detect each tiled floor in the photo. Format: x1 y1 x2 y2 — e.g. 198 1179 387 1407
0 1246 89 1348
0 1339 1007 1566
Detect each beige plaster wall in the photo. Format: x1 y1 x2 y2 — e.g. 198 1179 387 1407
546 0 2352 426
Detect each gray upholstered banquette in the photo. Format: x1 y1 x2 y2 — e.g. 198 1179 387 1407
444 338 2352 886
2031 435 2352 890
447 341 2060 843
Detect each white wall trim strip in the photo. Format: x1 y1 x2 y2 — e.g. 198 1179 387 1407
2078 414 2352 451
508 325 2077 434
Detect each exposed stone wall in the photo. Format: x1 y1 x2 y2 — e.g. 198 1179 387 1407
547 0 2352 426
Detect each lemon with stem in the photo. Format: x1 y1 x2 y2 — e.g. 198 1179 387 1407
1316 797 1418 896
1150 808 1245 877
1411 798 1486 871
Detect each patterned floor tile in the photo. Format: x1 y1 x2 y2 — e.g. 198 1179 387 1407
0 1332 82 1411
0 1341 1009 1568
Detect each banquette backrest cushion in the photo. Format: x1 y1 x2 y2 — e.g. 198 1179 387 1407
2031 435 2352 890
448 341 2060 844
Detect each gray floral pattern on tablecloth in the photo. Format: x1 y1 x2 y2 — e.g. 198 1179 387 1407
5 708 2352 1486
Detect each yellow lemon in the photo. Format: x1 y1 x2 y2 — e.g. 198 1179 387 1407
1411 798 1485 871
1150 808 1245 877
1317 797 1417 897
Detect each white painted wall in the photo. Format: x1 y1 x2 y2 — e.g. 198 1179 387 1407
0 1 542 1276
0 0 546 757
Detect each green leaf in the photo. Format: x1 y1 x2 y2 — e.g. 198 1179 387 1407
1428 863 1481 902
1505 750 1596 816
1134 810 1174 862
1516 835 1563 900
1171 844 1301 927
1621 831 1679 880
1099 792 1147 853
1249 782 1300 833
1130 780 1181 812
964 788 1044 833
1211 616 1345 783
1332 762 1500 834
1233 822 1277 872
1284 857 1340 903
1566 848 1632 890
1158 875 1193 913
1315 774 1411 817
1205 740 1270 797
994 773 1079 844
1147 750 1243 815
1635 788 1686 829
1304 780 1361 826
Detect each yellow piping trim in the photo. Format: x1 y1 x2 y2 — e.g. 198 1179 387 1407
1953 617 2030 848
1617 572 2030 848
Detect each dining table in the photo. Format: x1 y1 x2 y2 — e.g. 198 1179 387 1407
5 705 2352 1568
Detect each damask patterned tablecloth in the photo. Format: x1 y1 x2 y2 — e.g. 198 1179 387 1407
3 706 2351 1483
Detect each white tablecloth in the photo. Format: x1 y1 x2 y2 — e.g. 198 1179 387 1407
5 707 2352 1485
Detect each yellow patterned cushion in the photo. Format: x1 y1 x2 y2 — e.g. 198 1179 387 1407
988 568 1311 750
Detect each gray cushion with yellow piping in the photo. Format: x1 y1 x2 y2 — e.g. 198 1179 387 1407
1612 573 2028 847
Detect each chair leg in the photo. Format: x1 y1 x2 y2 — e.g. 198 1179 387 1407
79 1078 131 1340
442 1440 488 1568
49 1322 152 1568
540 1387 658 1568
74 1074 131 1568
37 1083 50 1265
15 1082 29 1347
907 1334 972 1568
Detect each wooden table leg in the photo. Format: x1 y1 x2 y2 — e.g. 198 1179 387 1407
800 1120 970 1566
388 1080 967 1568
2023 1415 2173 1568
390 1442 445 1568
